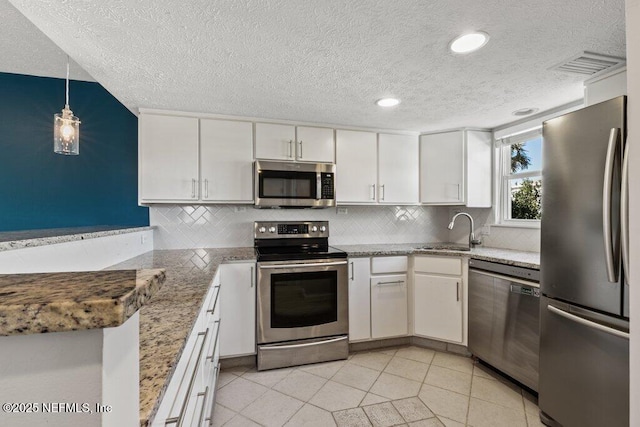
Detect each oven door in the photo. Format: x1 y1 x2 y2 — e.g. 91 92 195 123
257 259 348 344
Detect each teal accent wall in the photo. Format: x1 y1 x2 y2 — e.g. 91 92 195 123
0 72 148 231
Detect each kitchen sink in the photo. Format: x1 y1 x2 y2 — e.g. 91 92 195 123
416 243 471 252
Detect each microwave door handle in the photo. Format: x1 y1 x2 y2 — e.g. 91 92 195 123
317 174 322 200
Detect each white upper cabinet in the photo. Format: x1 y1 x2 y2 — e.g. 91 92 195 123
139 114 199 202
420 130 492 207
378 134 419 204
255 123 296 161
296 126 335 163
584 67 627 106
255 124 334 163
336 130 378 203
200 119 254 202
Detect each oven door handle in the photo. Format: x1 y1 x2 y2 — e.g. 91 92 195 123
259 260 348 269
260 336 348 350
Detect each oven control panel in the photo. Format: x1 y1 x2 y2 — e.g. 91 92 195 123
255 221 329 238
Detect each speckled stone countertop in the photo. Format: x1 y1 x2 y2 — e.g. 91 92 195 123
106 248 256 427
335 243 540 269
0 269 165 336
0 225 154 252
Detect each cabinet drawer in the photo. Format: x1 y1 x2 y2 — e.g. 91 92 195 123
414 256 462 275
371 256 408 274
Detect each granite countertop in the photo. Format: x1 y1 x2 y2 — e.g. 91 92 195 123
107 248 256 427
335 243 540 269
0 225 154 252
0 269 166 336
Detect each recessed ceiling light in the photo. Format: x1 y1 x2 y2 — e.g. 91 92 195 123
449 32 489 54
376 98 400 107
512 108 539 116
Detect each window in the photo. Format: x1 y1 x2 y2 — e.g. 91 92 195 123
498 128 543 226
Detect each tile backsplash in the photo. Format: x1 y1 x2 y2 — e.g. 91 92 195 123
150 205 541 252
150 205 450 249
447 207 541 252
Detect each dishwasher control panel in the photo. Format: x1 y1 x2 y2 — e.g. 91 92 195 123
469 258 540 282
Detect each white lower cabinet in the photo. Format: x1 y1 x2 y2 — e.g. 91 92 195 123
371 274 408 339
413 256 466 344
219 262 256 357
348 258 371 342
153 271 222 426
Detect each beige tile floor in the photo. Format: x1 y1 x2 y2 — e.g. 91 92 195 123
213 346 544 427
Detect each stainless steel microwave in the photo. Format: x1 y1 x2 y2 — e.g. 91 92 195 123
254 160 336 208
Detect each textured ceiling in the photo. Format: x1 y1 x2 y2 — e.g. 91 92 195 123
7 0 626 131
0 0 93 81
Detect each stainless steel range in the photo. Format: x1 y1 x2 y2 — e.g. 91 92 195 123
254 221 349 371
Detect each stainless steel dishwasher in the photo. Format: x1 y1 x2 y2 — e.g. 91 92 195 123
468 259 540 391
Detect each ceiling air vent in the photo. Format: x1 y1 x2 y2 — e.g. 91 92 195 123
550 51 626 77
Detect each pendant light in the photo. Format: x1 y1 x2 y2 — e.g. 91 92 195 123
54 56 81 155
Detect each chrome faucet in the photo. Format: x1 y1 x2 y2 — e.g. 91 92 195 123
448 212 482 249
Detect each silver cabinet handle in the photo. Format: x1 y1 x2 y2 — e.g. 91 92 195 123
196 386 209 427
457 183 461 200
206 320 221 361
371 184 376 200
621 140 630 285
547 305 629 340
288 139 293 158
206 291 219 314
191 179 196 198
250 265 255 287
299 140 303 159
380 184 385 201
602 128 620 283
376 280 404 286
456 281 460 301
204 179 209 199
349 262 354 280
166 329 209 425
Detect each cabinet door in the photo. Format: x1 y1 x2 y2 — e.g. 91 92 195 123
200 119 254 202
255 123 296 161
139 114 199 202
371 274 408 338
348 258 371 342
420 131 464 204
336 130 378 204
378 134 419 204
296 126 335 163
219 262 256 357
414 273 463 343
465 130 492 208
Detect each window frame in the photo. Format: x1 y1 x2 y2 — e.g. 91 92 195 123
497 128 543 228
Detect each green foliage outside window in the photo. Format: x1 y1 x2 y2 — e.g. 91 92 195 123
510 142 542 220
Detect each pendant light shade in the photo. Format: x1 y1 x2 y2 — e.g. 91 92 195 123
54 57 81 155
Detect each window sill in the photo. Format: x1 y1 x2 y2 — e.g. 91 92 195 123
491 222 541 230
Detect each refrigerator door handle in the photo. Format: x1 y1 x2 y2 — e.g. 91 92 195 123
621 139 630 285
547 304 629 340
602 127 620 283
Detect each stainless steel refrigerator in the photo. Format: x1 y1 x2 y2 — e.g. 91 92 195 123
539 96 630 427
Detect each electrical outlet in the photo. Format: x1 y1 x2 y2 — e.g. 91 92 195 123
337 207 348 215
481 225 491 236
234 206 247 213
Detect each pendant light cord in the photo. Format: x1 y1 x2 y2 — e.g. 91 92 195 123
65 56 70 107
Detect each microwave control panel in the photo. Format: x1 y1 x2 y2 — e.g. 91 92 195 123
321 173 334 199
